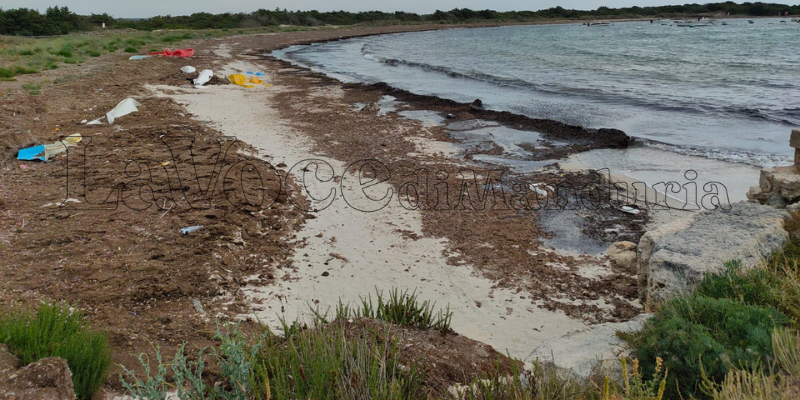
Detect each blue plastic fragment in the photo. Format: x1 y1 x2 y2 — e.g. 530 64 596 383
17 145 46 161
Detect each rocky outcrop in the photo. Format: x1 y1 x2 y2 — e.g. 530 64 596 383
525 314 651 380
637 201 788 306
748 130 800 208
0 346 76 400
747 166 800 208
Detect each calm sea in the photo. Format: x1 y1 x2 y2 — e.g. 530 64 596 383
274 19 800 198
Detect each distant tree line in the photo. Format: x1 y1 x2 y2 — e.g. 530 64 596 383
1 2 799 36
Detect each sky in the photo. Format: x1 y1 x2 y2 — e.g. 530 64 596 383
2 0 717 18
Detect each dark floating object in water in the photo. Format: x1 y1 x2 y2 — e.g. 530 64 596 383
445 113 457 119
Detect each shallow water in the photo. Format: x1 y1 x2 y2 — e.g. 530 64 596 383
274 20 798 198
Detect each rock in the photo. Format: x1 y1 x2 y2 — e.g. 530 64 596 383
606 241 637 269
361 102 380 113
747 185 769 204
525 314 651 380
0 357 76 400
0 345 18 381
595 128 630 149
758 166 800 205
637 201 788 306
789 129 800 149
470 99 483 111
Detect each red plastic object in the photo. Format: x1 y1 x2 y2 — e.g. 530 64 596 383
147 48 194 57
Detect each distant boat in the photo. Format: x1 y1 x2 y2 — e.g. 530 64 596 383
587 21 611 26
748 19 755 24
792 18 800 22
658 19 672 25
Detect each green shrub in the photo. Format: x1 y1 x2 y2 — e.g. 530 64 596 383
252 322 423 400
0 302 112 400
87 50 102 57
695 261 782 307
0 67 14 78
124 47 139 53
695 261 800 325
630 296 790 399
54 49 73 58
18 49 34 55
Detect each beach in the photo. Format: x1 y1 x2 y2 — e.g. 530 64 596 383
0 22 760 393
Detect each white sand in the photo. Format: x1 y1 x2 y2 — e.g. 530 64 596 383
147 58 591 360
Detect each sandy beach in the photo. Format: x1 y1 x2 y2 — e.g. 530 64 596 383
1 24 664 392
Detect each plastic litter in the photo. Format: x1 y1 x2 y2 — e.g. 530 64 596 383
148 48 194 57
106 98 142 124
529 183 548 197
248 76 264 85
128 55 151 60
19 164 29 170
228 74 255 88
246 71 266 77
180 225 204 235
86 98 141 125
180 66 196 73
17 133 82 161
193 70 214 87
621 206 641 215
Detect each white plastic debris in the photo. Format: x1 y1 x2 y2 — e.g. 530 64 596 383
106 98 141 124
194 70 213 87
529 183 548 197
180 66 196 73
621 206 641 215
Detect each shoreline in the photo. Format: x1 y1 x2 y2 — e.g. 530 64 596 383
0 22 742 394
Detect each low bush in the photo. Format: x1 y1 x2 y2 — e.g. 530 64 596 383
0 302 112 400
629 295 790 398
252 322 423 400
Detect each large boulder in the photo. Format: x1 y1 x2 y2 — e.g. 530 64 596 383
637 201 788 306
525 314 651 380
0 356 76 400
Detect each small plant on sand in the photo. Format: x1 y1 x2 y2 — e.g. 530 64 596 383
122 324 261 400
603 357 668 400
22 79 47 95
0 302 112 400
314 288 453 333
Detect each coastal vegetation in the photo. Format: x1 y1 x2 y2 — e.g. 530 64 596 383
0 302 112 400
1 2 798 36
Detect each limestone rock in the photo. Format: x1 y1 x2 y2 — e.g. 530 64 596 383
759 166 800 204
606 241 637 270
526 314 651 380
637 201 788 305
0 357 76 400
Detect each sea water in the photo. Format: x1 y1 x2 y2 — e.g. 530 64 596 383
274 19 800 199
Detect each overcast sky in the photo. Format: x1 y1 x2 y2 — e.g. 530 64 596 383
3 0 715 18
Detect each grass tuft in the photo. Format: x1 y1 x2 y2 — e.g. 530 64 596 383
314 288 453 333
